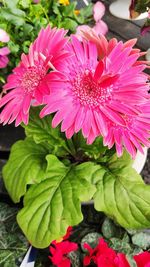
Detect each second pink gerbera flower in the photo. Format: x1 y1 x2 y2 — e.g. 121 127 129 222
0 26 69 126
41 35 150 158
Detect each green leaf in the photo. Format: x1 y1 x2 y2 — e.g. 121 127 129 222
17 155 100 248
0 202 28 267
79 3 93 19
134 0 150 13
2 138 49 203
52 1 61 16
62 2 77 17
132 232 150 249
72 132 108 161
94 152 150 229
110 237 132 254
0 8 25 26
8 41 20 54
0 1 26 27
29 4 46 20
60 18 78 32
24 107 70 157
19 0 30 9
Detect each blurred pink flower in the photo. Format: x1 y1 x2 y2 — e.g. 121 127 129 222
0 26 69 126
93 1 106 22
76 25 91 41
0 47 10 68
76 1 108 40
40 35 150 158
93 20 108 36
0 29 9 43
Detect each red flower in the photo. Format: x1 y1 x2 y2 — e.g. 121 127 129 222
83 238 130 267
134 252 150 267
49 240 78 267
63 226 73 240
49 226 78 267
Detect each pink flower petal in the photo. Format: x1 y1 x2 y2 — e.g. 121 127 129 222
0 55 9 68
93 20 108 36
0 47 10 56
0 29 9 43
93 1 106 22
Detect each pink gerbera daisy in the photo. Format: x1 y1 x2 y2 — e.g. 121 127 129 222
40 35 150 158
0 26 69 126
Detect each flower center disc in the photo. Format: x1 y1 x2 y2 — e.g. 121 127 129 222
22 66 45 94
72 71 113 108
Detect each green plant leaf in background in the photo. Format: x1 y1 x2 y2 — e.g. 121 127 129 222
2 138 49 203
0 202 28 267
24 107 71 157
60 18 78 32
61 1 77 17
17 155 101 248
93 152 150 229
0 0 26 26
133 0 150 13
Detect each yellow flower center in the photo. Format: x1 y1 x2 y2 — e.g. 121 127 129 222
74 9 80 15
59 0 70 6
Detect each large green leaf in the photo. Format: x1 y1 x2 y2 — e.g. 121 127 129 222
94 152 150 229
24 107 70 157
17 155 101 248
2 138 49 203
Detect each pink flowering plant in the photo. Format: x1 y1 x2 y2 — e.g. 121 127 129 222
1 3 150 252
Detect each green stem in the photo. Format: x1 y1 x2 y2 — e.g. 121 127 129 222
40 5 50 23
67 138 77 156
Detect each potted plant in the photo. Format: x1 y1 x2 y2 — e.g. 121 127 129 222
0 1 150 266
109 0 148 20
129 0 150 37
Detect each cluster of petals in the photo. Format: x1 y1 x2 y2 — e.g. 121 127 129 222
41 31 150 159
0 29 10 69
0 26 69 126
49 241 78 267
84 238 150 267
76 1 108 40
49 230 150 267
49 226 78 267
84 238 130 267
0 25 150 158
